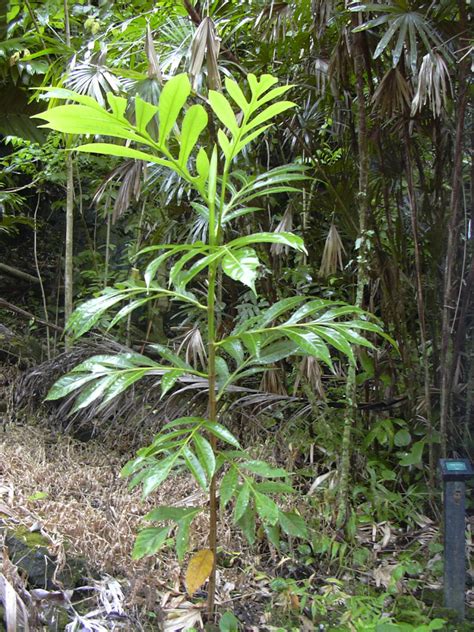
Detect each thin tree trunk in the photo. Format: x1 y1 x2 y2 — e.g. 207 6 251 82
404 130 434 484
64 0 74 344
439 2 469 455
337 16 370 524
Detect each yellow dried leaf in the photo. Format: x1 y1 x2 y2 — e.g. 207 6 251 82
185 549 214 595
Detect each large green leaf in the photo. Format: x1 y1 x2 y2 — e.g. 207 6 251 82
158 73 190 145
221 247 260 292
178 104 208 167
33 105 142 141
229 232 306 254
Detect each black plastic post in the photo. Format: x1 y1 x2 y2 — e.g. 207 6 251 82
439 458 474 620
443 479 466 618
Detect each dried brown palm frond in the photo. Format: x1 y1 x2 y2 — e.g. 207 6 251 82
177 325 207 369
319 222 346 277
189 16 221 90
270 204 293 256
145 22 162 82
411 52 451 118
255 2 292 42
259 367 287 396
372 67 412 119
93 160 145 223
293 355 326 400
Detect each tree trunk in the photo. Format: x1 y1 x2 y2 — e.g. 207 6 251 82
337 16 370 524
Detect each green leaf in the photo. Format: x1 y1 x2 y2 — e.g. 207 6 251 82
159 73 190 145
229 232 306 253
193 434 216 480
45 372 99 400
254 491 279 525
254 339 298 364
264 523 281 549
178 104 208 167
219 610 240 632
245 101 295 132
175 513 196 563
217 129 232 160
196 147 210 182
75 143 175 171
148 343 193 370
69 375 115 413
209 90 238 135
160 369 183 397
106 93 128 121
225 77 248 112
145 506 202 522
241 460 288 478
234 481 251 522
132 526 170 560
285 329 334 369
394 428 411 447
107 298 152 329
236 503 256 545
98 368 150 410
66 290 129 338
182 445 208 490
220 467 239 510
399 440 424 467
135 95 159 134
278 511 308 538
161 416 206 431
142 455 177 497
33 105 139 141
221 338 244 365
222 247 260 292
203 421 241 448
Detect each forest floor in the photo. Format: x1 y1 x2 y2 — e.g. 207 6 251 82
1 365 473 631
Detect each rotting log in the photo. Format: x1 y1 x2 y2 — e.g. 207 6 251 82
0 262 40 284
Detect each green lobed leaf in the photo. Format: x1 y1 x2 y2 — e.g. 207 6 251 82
134 95 159 134
209 90 238 135
225 77 248 112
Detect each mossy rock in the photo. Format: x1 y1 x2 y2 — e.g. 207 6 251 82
3 525 57 589
1 524 87 591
